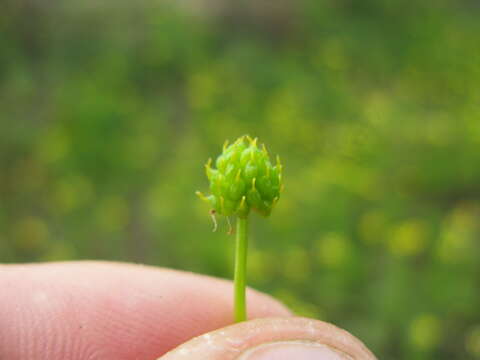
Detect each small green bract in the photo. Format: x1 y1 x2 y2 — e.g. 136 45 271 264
197 135 283 218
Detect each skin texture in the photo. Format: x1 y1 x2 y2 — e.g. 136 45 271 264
0 261 376 360
160 317 376 360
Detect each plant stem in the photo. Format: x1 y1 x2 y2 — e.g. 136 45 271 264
234 216 248 322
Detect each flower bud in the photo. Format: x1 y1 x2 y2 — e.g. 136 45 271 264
197 136 283 218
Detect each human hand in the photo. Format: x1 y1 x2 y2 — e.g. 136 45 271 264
0 261 376 359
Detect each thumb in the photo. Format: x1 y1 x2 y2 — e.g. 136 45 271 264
159 317 377 360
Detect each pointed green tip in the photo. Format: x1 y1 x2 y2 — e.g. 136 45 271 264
223 140 229 151
196 191 208 202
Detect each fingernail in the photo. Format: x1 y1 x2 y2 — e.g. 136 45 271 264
238 340 352 360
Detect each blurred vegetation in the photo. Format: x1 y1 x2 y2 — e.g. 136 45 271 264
1 0 480 358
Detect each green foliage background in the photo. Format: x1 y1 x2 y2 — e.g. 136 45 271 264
1 0 480 358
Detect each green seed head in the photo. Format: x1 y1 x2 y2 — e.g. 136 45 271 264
197 136 283 218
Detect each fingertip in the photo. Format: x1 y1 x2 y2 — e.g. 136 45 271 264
159 317 377 360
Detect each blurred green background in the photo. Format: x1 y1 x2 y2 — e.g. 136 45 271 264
1 0 480 358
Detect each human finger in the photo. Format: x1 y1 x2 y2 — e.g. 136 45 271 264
0 261 291 359
159 317 377 360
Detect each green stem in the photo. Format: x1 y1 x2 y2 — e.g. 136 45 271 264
234 216 248 322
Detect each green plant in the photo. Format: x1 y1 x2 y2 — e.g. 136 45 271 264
197 135 283 322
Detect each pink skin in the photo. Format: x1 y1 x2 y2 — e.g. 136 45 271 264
160 317 376 360
0 262 376 360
